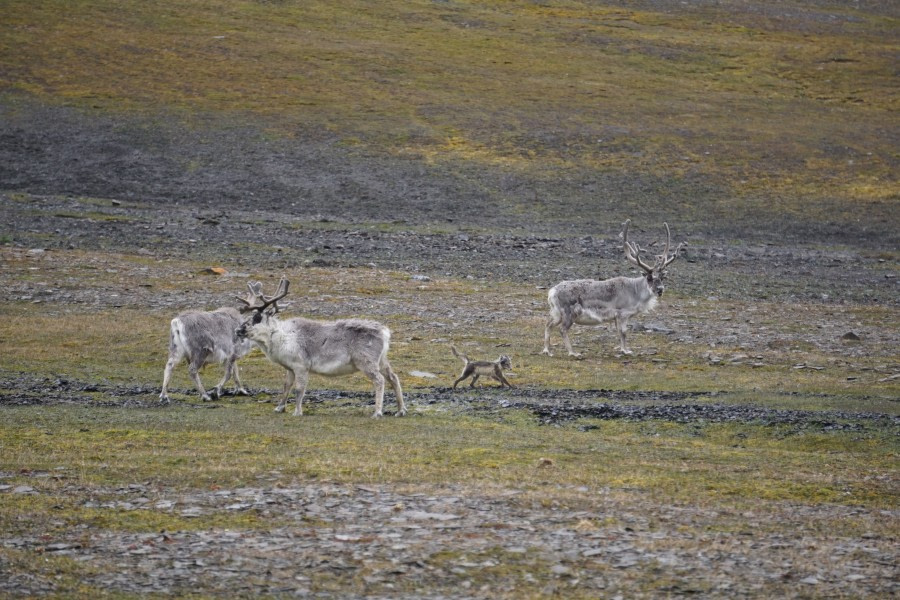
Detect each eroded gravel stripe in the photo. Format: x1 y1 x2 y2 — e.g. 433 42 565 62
1 374 897 433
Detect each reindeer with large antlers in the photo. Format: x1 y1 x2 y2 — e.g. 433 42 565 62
159 283 267 403
542 220 686 358
235 277 407 418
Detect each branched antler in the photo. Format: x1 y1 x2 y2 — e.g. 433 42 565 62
622 220 686 272
621 219 655 273
235 277 290 313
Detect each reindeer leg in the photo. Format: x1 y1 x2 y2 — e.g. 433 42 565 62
188 362 212 401
275 370 296 412
159 351 182 403
470 373 480 388
368 370 386 418
231 362 251 396
559 322 583 359
382 360 406 417
616 315 633 355
542 315 560 356
290 370 308 417
211 358 234 400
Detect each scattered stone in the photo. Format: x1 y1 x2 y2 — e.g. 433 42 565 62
44 542 80 552
641 322 674 334
398 510 460 521
408 371 438 379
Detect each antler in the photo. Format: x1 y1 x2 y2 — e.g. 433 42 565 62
659 223 687 268
235 277 290 313
235 281 265 313
257 276 289 313
621 219 655 273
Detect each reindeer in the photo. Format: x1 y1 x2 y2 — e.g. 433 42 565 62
159 283 266 403
235 277 407 418
542 220 685 358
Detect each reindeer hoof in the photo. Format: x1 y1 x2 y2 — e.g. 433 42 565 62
201 394 213 402
274 404 286 413
158 394 170 405
292 409 303 417
372 411 383 419
395 409 407 417
541 349 553 357
237 388 251 397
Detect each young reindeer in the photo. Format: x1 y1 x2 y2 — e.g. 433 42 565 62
235 277 406 418
451 346 514 389
159 283 266 403
542 220 685 358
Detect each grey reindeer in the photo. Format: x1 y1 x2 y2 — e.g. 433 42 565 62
542 220 686 358
159 283 267 403
235 277 406 418
451 346 514 389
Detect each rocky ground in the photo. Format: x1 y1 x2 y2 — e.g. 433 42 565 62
2 476 897 599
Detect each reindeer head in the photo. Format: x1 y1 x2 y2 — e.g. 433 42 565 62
235 277 290 342
621 220 686 297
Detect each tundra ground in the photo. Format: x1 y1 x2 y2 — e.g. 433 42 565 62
1 0 898 597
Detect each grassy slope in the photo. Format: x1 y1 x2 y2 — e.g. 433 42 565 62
1 0 896 205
